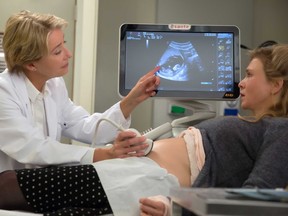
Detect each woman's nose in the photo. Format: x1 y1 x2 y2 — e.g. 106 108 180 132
238 79 244 89
64 47 72 59
238 81 241 88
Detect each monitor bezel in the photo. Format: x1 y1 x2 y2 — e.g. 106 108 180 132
118 23 240 100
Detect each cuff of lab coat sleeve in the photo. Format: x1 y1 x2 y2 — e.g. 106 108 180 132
80 148 95 164
115 101 131 128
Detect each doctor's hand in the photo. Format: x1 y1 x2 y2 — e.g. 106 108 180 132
111 130 149 158
92 130 149 162
120 66 160 119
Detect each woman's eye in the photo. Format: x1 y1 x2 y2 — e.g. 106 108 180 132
54 49 62 55
53 42 66 55
246 72 252 77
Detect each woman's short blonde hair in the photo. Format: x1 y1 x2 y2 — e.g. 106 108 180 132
3 10 67 73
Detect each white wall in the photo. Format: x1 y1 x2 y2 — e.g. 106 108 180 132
156 0 254 48
253 0 288 45
73 0 98 113
94 0 157 132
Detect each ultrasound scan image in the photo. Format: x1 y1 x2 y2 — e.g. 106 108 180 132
156 41 204 81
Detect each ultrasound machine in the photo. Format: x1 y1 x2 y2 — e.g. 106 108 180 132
118 23 240 140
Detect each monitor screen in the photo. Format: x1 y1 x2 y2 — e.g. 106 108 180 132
119 24 240 100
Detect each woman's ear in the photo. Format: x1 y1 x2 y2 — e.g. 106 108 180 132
271 79 284 95
24 63 37 72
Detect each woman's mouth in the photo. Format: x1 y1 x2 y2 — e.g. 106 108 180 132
62 63 69 69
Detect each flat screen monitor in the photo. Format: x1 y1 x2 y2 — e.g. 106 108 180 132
118 24 240 100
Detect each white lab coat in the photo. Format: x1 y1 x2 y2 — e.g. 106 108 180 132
0 70 131 172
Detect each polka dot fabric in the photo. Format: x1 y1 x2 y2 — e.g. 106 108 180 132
15 165 112 216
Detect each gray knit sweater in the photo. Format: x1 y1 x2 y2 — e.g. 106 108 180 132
192 116 288 189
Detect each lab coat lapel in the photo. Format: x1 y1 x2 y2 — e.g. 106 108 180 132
44 96 58 139
10 71 58 139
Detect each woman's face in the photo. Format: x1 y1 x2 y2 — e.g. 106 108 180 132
26 28 72 90
238 58 274 116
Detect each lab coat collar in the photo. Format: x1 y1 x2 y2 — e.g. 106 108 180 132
25 76 44 103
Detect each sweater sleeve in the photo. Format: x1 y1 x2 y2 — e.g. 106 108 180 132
242 119 288 188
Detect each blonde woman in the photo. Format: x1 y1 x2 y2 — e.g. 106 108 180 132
0 10 160 172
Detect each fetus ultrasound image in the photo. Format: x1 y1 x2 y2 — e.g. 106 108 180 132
156 41 204 81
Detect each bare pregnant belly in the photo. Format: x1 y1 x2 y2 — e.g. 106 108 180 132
147 137 191 187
